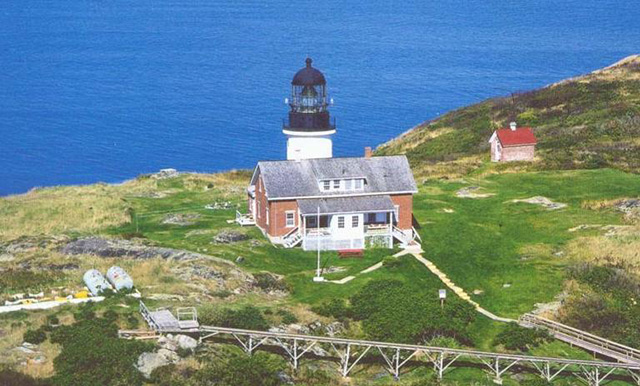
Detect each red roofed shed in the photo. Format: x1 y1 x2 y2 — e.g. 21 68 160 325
489 123 537 162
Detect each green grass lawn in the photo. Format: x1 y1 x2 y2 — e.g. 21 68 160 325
105 168 639 353
415 168 640 317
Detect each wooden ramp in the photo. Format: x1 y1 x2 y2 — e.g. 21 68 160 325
520 313 640 364
139 301 199 332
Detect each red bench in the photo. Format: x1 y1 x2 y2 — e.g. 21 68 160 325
338 249 364 258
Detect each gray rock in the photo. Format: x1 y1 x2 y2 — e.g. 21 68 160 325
162 213 200 226
151 168 179 179
325 322 344 337
62 237 233 264
213 231 249 244
136 349 180 379
276 371 294 385
175 334 198 351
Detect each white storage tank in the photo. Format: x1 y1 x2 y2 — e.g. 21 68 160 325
83 269 112 296
106 266 134 291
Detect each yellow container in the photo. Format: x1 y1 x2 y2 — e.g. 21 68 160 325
74 291 89 299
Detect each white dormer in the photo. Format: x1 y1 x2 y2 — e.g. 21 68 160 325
319 178 366 192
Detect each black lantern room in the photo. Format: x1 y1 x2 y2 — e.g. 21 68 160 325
283 58 336 133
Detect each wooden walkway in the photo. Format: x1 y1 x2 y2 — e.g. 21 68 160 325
137 302 640 385
520 313 640 365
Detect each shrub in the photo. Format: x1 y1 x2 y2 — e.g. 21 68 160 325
382 256 402 269
276 309 298 325
193 351 286 386
23 327 47 344
200 305 269 331
494 323 551 351
0 368 47 386
49 315 151 385
311 298 350 320
350 279 476 345
253 272 291 293
46 315 60 326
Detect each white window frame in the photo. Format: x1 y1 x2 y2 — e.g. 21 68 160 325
285 210 295 228
344 179 353 190
354 179 363 190
322 180 331 191
333 180 340 189
351 215 359 228
257 201 261 218
394 205 400 223
266 207 269 225
337 216 345 228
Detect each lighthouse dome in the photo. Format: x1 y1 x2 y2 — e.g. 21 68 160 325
292 58 326 86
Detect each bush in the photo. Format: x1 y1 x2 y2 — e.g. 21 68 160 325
193 351 286 386
200 305 269 331
23 327 47 344
311 298 350 320
49 316 151 385
253 273 291 293
382 256 402 269
350 279 476 345
0 368 47 386
494 323 551 351
276 309 298 325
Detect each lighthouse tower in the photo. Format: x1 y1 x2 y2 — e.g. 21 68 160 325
283 58 336 160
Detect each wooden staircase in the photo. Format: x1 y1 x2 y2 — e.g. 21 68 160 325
282 227 302 248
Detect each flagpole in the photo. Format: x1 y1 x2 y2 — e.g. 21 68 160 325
313 204 324 282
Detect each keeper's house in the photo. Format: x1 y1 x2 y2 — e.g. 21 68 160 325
247 154 418 250
238 58 419 250
489 122 537 162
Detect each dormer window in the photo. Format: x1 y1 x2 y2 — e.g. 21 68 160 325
319 178 366 192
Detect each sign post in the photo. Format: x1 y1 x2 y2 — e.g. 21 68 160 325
439 289 446 309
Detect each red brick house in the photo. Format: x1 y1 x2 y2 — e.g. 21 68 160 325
489 122 537 162
243 154 419 250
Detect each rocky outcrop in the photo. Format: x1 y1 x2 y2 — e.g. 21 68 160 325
61 237 233 265
213 231 249 244
137 334 199 378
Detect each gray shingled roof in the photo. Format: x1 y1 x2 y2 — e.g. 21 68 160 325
251 156 417 199
297 195 395 215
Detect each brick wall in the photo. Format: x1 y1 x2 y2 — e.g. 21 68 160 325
268 200 299 237
390 194 413 230
502 144 535 162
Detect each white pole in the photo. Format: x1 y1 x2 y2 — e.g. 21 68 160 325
313 204 324 282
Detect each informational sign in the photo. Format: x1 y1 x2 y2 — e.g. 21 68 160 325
439 289 447 299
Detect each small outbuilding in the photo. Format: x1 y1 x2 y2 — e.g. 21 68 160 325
488 122 537 162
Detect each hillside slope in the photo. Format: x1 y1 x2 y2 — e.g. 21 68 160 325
377 55 640 175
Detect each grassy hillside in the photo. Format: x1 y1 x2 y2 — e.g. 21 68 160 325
377 55 640 176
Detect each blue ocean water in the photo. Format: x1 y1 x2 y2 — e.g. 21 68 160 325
1 1 639 196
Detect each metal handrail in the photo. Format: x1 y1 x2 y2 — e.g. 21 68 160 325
521 314 640 360
187 324 640 370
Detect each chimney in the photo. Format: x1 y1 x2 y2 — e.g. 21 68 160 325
364 147 372 159
509 122 517 131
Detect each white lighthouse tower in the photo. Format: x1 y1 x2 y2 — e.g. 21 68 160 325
283 58 336 160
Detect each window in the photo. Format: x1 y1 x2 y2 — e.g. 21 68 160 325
333 180 340 189
354 179 363 190
285 211 295 227
257 202 261 218
344 179 353 190
337 216 345 228
307 216 317 228
266 208 269 225
394 205 400 223
352 215 359 228
323 180 330 191
367 213 376 223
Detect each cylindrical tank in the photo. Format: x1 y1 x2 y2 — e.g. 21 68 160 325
106 266 134 291
83 269 112 296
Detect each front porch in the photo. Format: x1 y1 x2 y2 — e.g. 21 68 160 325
298 211 394 251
